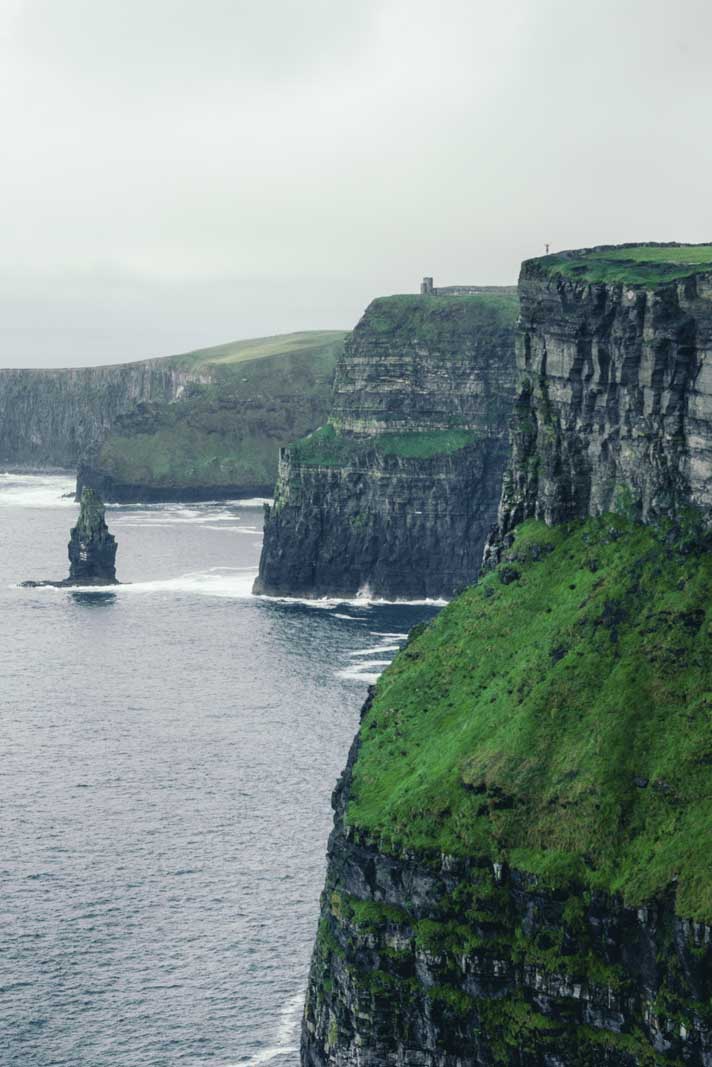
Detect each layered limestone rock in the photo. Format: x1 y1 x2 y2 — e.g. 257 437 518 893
254 290 517 599
23 487 118 587
493 244 712 556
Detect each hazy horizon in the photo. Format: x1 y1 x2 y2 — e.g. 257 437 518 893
1 0 711 368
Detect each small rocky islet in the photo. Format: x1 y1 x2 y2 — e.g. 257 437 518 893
22 487 118 588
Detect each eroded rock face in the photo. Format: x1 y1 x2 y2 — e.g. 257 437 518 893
493 263 712 554
67 488 118 583
255 292 517 599
253 440 507 600
0 363 195 468
303 711 712 1067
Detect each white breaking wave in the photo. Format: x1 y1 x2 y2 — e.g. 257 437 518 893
225 990 302 1066
0 471 76 509
350 644 401 656
370 631 409 639
16 567 259 600
337 667 385 683
336 657 393 683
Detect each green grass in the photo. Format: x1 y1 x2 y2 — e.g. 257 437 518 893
289 423 479 467
156 330 347 372
348 515 712 921
361 293 519 340
528 243 712 286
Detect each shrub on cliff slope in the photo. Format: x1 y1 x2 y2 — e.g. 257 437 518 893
348 515 712 921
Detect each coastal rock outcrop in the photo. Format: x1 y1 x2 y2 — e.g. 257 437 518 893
303 246 712 1065
23 487 118 587
67 487 118 583
254 289 517 599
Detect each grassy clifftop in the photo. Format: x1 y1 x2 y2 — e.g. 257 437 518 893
525 243 712 286
348 515 712 921
360 291 519 340
154 330 347 373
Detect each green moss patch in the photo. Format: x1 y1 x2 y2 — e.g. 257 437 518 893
528 243 712 286
348 515 712 920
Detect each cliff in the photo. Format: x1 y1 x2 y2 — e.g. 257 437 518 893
0 331 344 501
0 361 192 469
254 290 517 599
78 335 343 502
493 243 712 552
304 246 712 1065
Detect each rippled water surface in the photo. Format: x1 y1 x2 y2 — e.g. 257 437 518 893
1 472 440 1067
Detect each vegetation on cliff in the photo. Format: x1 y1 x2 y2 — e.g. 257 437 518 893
83 332 345 498
289 423 479 466
348 514 712 921
359 291 519 341
527 242 712 286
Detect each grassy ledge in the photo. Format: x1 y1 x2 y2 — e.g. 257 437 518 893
526 243 712 286
348 515 712 921
289 423 480 466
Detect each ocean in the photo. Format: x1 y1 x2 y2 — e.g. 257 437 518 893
1 472 440 1067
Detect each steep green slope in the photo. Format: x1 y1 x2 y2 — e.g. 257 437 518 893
79 333 346 501
349 515 712 922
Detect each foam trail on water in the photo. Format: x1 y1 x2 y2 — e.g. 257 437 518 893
16 568 259 600
0 472 76 509
225 990 303 1066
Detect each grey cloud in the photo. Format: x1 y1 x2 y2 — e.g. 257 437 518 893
1 0 711 367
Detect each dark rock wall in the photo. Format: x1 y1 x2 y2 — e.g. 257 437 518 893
254 439 507 599
494 265 712 550
0 362 200 468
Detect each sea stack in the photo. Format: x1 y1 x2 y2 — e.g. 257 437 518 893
22 487 118 587
67 487 118 584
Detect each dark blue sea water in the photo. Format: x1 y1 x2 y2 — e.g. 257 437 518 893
1 472 440 1067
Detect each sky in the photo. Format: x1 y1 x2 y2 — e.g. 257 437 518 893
0 0 711 367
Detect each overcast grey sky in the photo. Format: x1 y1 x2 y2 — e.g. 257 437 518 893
0 0 710 367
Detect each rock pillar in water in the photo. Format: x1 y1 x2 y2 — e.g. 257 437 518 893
68 488 118 583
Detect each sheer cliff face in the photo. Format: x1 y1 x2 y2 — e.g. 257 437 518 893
255 292 517 599
0 362 197 468
330 290 517 437
496 262 712 543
